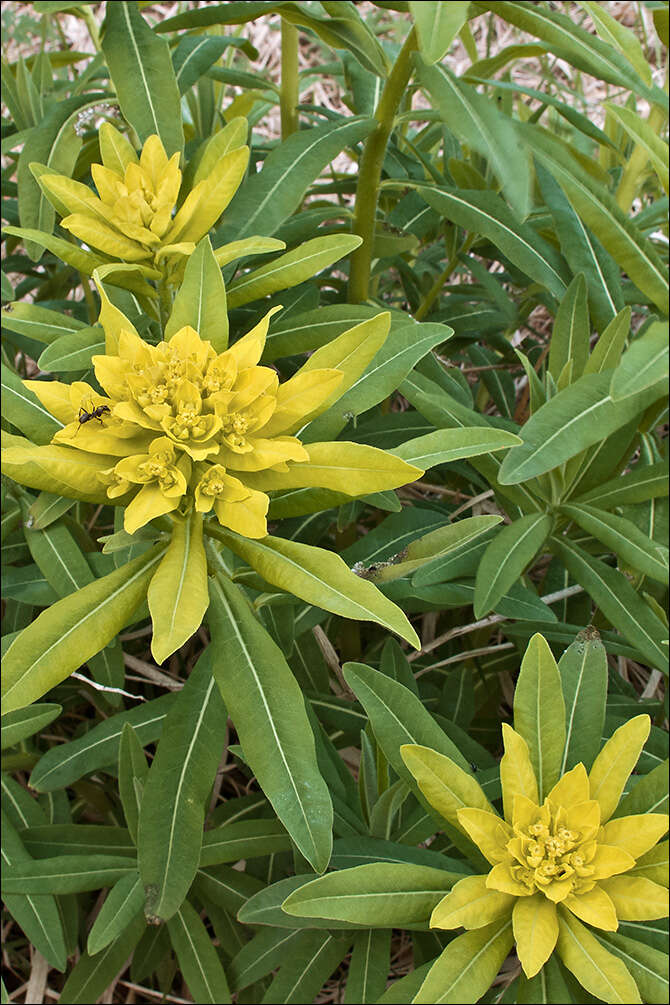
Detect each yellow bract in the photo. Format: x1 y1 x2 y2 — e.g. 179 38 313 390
401 713 669 984
21 310 422 540
36 126 248 274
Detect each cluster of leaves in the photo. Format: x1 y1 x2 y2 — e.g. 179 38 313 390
1 2 668 1003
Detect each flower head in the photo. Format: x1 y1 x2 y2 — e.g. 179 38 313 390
35 126 248 273
401 635 668 999
18 308 422 539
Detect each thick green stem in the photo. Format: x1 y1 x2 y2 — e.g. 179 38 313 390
348 27 418 304
280 20 300 140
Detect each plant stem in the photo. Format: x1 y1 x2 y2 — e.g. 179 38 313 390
79 272 97 325
280 20 300 140
348 27 418 304
157 278 172 332
414 233 475 321
80 7 101 51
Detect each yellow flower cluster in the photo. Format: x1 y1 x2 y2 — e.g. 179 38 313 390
38 126 248 269
402 713 668 983
22 311 421 539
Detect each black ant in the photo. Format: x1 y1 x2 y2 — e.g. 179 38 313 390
75 402 111 435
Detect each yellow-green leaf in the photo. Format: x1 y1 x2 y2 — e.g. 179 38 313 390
148 513 208 665
513 895 559 978
589 716 651 823
556 908 641 1004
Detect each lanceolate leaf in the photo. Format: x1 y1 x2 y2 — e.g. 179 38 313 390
548 274 590 383
560 504 669 584
166 900 231 1003
513 633 566 800
610 322 669 401
558 631 608 773
498 372 649 484
217 530 420 647
102 2 184 156
392 427 520 470
87 872 145 955
282 862 455 927
415 63 531 217
147 512 209 664
138 651 226 922
30 694 176 792
413 919 515 1005
519 123 669 312
410 2 470 64
227 234 362 309
550 538 668 673
222 117 375 239
414 185 568 299
2 546 165 714
474 515 553 618
208 573 333 873
165 238 228 350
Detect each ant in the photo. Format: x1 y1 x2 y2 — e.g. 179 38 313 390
74 402 111 435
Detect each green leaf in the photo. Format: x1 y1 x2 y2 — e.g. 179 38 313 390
227 234 362 309
548 274 590 383
1 811 67 971
208 573 333 873
573 460 668 511
558 631 608 774
560 504 668 584
498 372 648 484
222 117 375 239
307 321 455 442
167 900 231 1003
172 35 257 95
537 166 623 332
410 2 470 64
1 363 64 443
393 427 520 469
227 928 305 991
474 515 553 618
30 693 176 792
475 1 660 102
118 723 148 845
371 515 503 585
1 703 61 751
596 930 669 1005
199 819 291 866
414 63 530 217
37 326 105 372
263 303 383 361
87 871 145 955
3 225 107 275
514 633 566 800
583 307 631 377
1 301 86 344
2 546 164 713
605 103 669 193
101 1 183 156
519 123 668 313
17 95 93 258
59 915 145 1005
217 530 420 648
260 929 351 1004
550 537 668 673
413 918 514 1004
147 512 209 664
616 761 668 818
581 1 652 86
1 855 136 894
165 238 228 350
556 909 641 1004
19 825 135 858
138 650 226 922
610 322 669 402
344 929 392 1004
412 185 567 298
282 862 454 927
343 662 470 777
